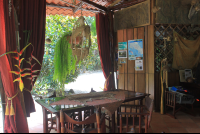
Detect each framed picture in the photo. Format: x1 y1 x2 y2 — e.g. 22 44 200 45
118 50 127 58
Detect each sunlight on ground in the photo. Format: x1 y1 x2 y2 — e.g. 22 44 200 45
65 71 105 94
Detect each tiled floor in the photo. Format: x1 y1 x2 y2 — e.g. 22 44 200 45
28 101 200 133
148 110 200 133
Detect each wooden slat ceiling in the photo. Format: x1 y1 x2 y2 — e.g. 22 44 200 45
46 0 146 17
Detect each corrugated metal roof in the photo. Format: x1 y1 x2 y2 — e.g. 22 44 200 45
46 0 114 17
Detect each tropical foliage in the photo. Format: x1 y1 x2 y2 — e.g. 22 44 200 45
53 32 77 83
0 43 41 92
32 15 101 95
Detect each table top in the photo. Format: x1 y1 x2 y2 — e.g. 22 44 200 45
35 90 149 114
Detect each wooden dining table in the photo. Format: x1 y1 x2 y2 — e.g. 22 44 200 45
35 89 149 133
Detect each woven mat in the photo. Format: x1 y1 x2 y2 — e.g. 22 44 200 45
50 91 125 115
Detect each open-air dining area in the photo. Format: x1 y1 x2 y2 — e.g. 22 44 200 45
1 0 200 133
28 97 200 133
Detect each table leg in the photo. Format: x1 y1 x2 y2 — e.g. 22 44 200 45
96 107 101 133
56 114 60 133
42 108 48 133
139 99 143 113
112 112 115 133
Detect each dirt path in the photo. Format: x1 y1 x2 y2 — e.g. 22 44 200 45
65 71 105 94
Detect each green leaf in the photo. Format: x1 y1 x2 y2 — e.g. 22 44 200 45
0 51 18 57
19 43 31 56
32 55 41 65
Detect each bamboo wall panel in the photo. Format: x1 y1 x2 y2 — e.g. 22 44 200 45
137 27 145 74
114 0 150 31
134 28 138 92
156 0 200 24
123 29 128 74
148 25 154 74
118 29 127 90
148 74 155 100
118 73 124 90
127 29 135 74
128 74 135 91
137 74 146 93
118 30 125 74
125 74 128 90
117 25 155 100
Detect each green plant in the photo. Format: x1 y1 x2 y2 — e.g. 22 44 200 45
53 32 77 83
33 15 101 96
0 43 41 92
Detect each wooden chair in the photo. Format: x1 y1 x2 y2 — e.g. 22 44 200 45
47 111 57 132
47 105 95 133
165 90 195 119
60 109 106 133
117 97 154 133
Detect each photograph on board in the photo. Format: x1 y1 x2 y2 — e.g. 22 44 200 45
118 50 127 58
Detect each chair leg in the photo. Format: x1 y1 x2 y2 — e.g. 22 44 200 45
120 115 122 133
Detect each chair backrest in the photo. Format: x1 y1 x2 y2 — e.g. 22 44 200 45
145 96 154 128
60 109 97 133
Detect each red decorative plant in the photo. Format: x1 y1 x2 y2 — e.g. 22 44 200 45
0 43 41 92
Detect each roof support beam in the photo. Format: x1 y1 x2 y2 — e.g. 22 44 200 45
46 4 100 13
81 0 107 12
73 2 82 13
109 0 146 10
60 0 77 7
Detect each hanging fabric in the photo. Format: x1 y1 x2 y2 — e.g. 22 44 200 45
19 0 46 117
172 31 200 70
96 13 115 91
0 0 29 132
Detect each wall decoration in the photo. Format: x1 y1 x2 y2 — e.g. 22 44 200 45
114 0 150 31
118 50 127 58
120 59 126 64
135 60 143 71
118 42 127 50
128 39 143 60
156 0 200 24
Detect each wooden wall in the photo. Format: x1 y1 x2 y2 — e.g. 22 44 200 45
117 25 154 100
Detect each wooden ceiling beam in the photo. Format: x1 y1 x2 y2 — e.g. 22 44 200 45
46 4 100 13
81 0 107 11
108 0 124 7
109 0 146 10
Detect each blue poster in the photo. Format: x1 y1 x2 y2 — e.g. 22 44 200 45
128 39 143 60
118 42 127 50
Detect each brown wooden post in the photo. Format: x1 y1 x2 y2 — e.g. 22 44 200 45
56 113 61 133
150 0 155 25
42 108 48 133
96 107 101 133
139 115 141 133
145 115 148 133
112 113 115 133
120 114 122 133
60 110 64 133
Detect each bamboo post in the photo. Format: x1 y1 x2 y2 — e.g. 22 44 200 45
160 58 168 114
